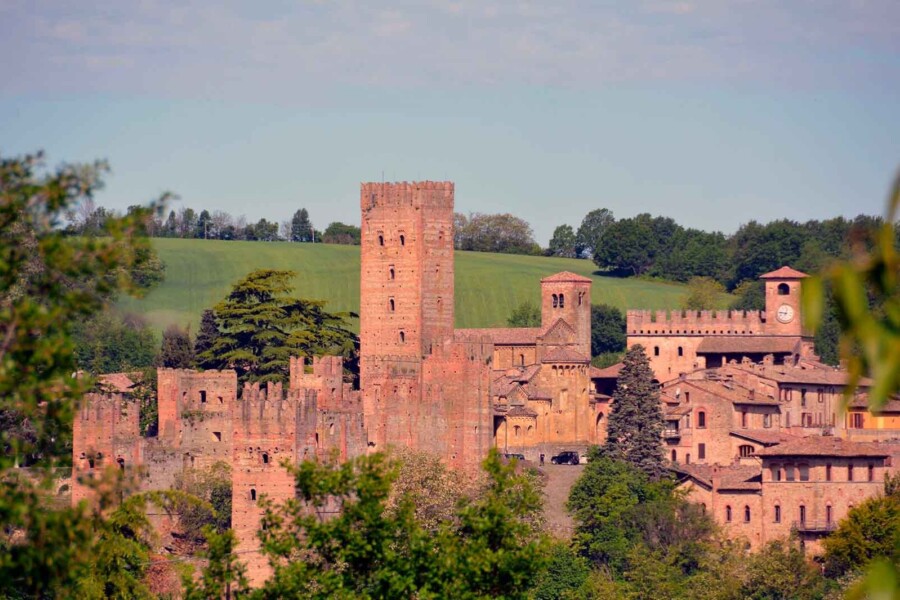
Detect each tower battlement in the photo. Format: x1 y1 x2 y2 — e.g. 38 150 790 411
361 181 454 212
627 309 766 336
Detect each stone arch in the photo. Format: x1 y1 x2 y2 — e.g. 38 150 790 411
777 283 790 295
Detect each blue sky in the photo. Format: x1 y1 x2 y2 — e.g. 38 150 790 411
1 1 898 243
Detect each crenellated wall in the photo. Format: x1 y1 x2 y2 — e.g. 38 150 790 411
627 309 766 336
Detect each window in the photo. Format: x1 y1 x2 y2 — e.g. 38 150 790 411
399 331 406 343
848 465 854 481
868 464 875 482
88 458 95 469
389 298 395 312
851 413 864 428
826 505 833 525
826 464 832 481
117 458 125 471
262 452 269 464
801 388 807 407
199 390 207 403
559 294 565 308
744 506 751 523
772 466 782 481
739 445 754 457
552 294 558 308
654 346 660 356
519 354 525 366
685 453 691 464
697 411 706 428
698 443 706 460
389 266 395 280
777 283 790 295
774 504 781 523
213 431 222 442
799 465 809 481
399 234 405 246
671 450 677 462
763 413 771 428
514 425 520 437
685 392 690 403
741 410 748 428
250 488 257 501
725 506 732 522
785 466 795 481
799 505 806 524
678 346 684 357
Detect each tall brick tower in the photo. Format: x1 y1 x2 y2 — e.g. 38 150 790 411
359 181 455 451
540 271 593 358
760 266 808 338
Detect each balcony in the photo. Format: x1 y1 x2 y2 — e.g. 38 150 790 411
793 520 837 534
662 428 681 440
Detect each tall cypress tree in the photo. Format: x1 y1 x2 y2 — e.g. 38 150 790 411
158 324 195 368
291 208 313 242
602 344 665 480
194 309 221 368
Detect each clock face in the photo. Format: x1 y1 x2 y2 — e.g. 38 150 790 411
776 304 795 324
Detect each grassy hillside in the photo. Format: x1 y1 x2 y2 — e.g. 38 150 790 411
118 238 727 334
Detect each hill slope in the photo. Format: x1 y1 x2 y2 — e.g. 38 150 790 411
117 239 724 334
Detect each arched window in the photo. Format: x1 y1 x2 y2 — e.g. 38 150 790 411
741 410 748 428
519 354 525 366
725 505 732 522
744 506 751 522
250 488 257 501
88 458 95 469
399 331 406 343
527 425 533 435
697 411 706 428
559 294 565 308
677 346 683 357
378 234 384 246
739 445 754 457
514 425 520 437
399 234 405 246
777 283 790 295
552 294 558 308
799 504 806 524
117 457 125 470
389 298 395 312
774 504 781 523
826 504 833 524
262 452 269 464
671 449 677 462
389 266 395 280
654 346 660 356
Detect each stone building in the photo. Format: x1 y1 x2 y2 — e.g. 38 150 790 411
628 266 815 382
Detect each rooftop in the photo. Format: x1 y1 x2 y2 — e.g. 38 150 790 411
540 271 593 283
755 437 892 458
457 327 540 345
759 266 809 279
696 337 800 355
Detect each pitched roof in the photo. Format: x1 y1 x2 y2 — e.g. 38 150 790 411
457 327 540 345
590 362 624 379
506 405 538 417
759 266 809 279
673 464 762 491
730 430 798 446
98 373 136 393
730 364 872 386
542 346 590 363
755 437 892 458
849 394 900 413
696 336 800 355
540 271 593 283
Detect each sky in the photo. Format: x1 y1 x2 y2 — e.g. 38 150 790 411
1 0 899 244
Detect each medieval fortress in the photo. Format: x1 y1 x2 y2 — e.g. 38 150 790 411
74 182 900 578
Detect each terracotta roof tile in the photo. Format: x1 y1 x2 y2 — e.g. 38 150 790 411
590 362 624 378
540 271 593 283
759 266 809 279
728 364 873 386
849 394 900 413
507 405 539 417
697 336 800 355
755 437 892 458
730 430 798 446
542 346 590 363
457 327 540 345
98 373 136 393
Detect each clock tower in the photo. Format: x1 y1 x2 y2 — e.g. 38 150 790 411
760 266 808 337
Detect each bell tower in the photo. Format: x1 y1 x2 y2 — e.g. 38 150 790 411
760 266 807 337
540 271 592 358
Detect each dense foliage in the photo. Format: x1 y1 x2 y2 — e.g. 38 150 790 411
322 221 362 245
507 300 542 327
72 311 158 374
157 324 195 368
198 269 357 384
454 212 541 255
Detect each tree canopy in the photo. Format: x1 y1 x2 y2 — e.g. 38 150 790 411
454 212 540 255
199 269 357 383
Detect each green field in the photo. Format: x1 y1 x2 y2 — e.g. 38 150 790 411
118 239 725 334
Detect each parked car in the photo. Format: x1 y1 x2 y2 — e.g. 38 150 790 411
550 451 580 465
502 452 526 462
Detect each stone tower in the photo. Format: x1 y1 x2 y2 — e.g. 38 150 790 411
540 271 593 358
359 181 455 450
760 266 808 338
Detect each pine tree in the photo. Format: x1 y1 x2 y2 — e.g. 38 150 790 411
291 208 313 242
200 269 357 383
194 309 221 368
158 324 195 368
602 344 665 480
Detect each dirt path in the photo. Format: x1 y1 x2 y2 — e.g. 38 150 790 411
538 463 585 538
